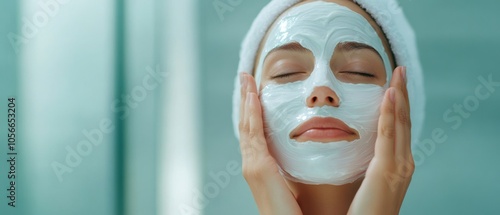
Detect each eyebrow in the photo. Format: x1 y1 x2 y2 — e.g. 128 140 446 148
267 42 310 57
265 41 382 60
336 42 382 59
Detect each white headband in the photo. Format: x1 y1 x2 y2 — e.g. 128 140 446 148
232 0 425 147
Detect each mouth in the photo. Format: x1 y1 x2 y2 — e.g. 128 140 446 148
290 117 359 143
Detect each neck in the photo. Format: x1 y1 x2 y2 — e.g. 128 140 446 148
285 177 363 215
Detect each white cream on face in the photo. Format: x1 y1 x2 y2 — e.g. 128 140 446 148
255 1 393 185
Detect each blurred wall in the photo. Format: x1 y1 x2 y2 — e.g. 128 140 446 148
18 0 117 214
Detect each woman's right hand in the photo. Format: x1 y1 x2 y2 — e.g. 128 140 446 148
239 73 303 215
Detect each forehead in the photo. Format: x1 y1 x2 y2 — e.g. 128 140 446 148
263 1 382 56
298 0 378 23
288 0 385 40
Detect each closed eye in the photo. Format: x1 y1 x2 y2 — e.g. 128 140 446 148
271 72 306 79
340 71 375 78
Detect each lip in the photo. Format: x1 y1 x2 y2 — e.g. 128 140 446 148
290 117 359 143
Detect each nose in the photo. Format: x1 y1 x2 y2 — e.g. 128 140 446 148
306 86 340 108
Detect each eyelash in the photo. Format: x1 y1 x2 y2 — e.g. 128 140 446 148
272 72 304 79
273 71 374 79
342 71 375 78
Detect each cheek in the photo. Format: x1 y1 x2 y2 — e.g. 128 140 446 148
331 86 386 143
258 82 264 92
260 83 306 134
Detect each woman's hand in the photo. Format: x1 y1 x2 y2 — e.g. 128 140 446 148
239 73 303 215
348 66 415 215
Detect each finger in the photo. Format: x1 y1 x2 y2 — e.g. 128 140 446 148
247 92 269 154
399 67 410 109
393 88 412 159
239 73 254 161
246 73 258 94
239 73 249 133
374 87 396 160
389 66 410 108
246 76 269 154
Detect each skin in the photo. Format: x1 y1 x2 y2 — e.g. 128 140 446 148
239 0 414 214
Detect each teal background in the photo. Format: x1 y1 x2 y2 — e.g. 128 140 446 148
1 0 499 215
202 0 500 215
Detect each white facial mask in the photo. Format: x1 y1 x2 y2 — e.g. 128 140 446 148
255 1 393 185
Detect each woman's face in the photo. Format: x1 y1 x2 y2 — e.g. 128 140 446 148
252 0 396 185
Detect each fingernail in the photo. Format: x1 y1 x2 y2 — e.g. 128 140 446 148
389 88 395 103
401 66 407 84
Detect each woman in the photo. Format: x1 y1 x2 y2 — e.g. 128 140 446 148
233 0 425 214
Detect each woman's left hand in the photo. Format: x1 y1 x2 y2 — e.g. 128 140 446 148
348 66 415 215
